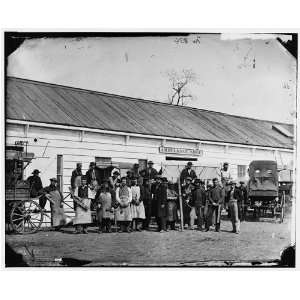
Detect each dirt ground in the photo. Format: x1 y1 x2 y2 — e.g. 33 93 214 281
5 213 293 267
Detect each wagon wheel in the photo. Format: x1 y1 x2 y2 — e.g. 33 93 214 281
10 200 44 234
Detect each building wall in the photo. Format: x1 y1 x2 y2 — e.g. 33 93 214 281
6 122 294 219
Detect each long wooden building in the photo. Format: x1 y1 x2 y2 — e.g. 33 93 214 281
5 76 295 218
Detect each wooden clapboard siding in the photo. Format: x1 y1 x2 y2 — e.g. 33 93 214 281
6 122 294 182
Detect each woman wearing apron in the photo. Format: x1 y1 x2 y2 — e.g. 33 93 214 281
115 177 132 233
130 177 145 231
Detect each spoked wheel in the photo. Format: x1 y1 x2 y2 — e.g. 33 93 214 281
280 192 286 223
10 200 44 234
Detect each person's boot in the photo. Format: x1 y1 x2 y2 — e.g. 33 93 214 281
171 222 176 230
122 224 127 232
133 220 137 231
75 225 81 234
136 221 142 232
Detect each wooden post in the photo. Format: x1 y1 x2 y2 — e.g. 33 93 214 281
57 155 63 193
177 177 184 231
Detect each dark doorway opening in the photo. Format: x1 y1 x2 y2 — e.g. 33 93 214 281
165 157 198 161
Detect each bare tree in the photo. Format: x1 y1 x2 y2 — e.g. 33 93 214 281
166 69 197 106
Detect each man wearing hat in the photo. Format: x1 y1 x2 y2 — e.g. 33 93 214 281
182 176 194 229
220 162 232 212
150 174 162 226
27 169 44 199
227 181 242 233
43 177 70 230
86 162 101 188
205 178 225 232
155 176 168 232
190 179 207 230
71 163 82 190
180 162 197 185
86 162 101 206
142 161 159 181
220 162 232 185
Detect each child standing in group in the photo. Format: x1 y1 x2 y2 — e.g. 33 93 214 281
96 181 114 233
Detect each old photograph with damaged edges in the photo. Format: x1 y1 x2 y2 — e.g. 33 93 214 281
4 32 296 267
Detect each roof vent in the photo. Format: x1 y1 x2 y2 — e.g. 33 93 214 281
272 125 293 138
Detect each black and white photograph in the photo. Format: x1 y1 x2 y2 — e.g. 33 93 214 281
3 31 297 268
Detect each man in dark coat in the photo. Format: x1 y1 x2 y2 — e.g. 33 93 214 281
182 177 193 229
190 179 206 231
155 176 168 232
142 161 158 181
71 163 82 190
141 178 152 230
85 162 101 187
86 162 101 208
205 178 225 232
180 162 197 185
151 175 161 218
27 169 44 208
227 181 242 233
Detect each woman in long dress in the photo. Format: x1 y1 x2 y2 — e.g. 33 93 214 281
130 178 145 231
115 177 132 233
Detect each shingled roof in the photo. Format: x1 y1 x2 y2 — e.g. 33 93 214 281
6 77 294 150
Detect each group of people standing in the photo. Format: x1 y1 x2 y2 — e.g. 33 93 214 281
26 160 248 235
69 160 174 234
178 162 247 234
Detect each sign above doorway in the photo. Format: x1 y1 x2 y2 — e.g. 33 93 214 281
159 146 203 156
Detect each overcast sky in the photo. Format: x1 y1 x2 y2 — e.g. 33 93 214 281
7 34 296 124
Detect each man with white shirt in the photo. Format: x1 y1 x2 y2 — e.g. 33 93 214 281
220 162 232 188
220 162 232 211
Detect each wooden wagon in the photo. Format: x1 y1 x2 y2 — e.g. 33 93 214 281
247 160 286 222
5 149 45 234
